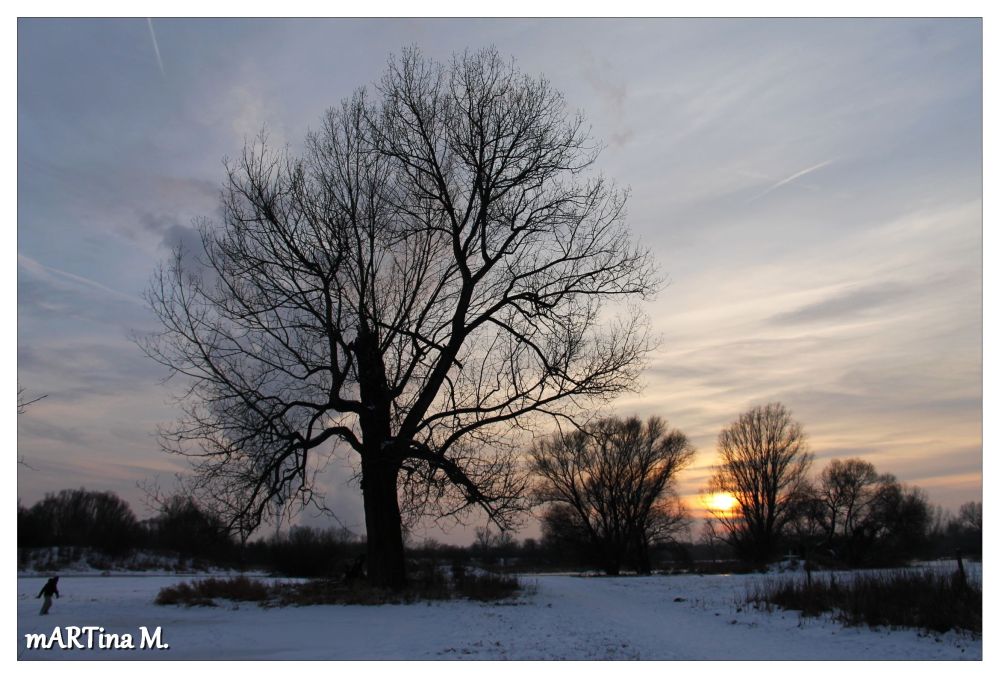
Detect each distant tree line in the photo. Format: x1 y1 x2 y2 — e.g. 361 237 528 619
17 488 363 575
527 407 980 573
18 488 233 560
927 500 982 560
703 402 981 568
16 485 698 576
786 458 935 566
18 405 980 577
19 488 143 555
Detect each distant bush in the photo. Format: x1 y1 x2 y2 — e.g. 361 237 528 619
746 568 981 633
155 576 273 606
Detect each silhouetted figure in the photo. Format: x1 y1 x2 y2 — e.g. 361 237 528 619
37 576 59 615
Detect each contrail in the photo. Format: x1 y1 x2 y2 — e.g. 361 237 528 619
147 18 164 76
18 252 145 306
747 159 832 203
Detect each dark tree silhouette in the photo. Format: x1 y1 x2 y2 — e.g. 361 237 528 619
531 416 693 575
928 500 981 559
812 457 903 564
816 458 882 557
263 525 358 578
865 478 932 564
20 488 140 554
706 402 812 565
151 494 234 561
539 502 595 565
786 457 940 566
141 48 658 589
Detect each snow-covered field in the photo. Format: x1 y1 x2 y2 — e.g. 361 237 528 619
17 567 980 660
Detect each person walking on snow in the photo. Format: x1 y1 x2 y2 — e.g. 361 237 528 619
37 576 59 615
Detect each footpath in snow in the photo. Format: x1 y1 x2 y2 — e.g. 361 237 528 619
17 571 981 660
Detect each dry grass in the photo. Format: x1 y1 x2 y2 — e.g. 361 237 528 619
746 568 981 633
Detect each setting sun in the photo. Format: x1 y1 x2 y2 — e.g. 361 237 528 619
707 492 739 512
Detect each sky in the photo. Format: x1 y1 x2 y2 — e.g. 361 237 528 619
16 18 982 545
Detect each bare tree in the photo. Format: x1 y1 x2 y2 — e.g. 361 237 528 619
818 459 879 535
141 48 658 589
474 525 497 554
958 501 982 533
17 385 47 468
472 525 514 563
864 476 932 563
17 385 47 414
636 494 690 571
815 457 887 563
933 500 982 559
531 416 693 575
789 458 938 566
706 402 812 565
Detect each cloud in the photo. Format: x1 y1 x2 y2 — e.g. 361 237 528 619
18 340 162 404
137 212 207 256
159 223 206 257
768 281 913 325
17 416 97 447
18 253 143 308
746 160 834 203
146 18 165 77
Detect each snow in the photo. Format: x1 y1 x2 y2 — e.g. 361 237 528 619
17 567 980 660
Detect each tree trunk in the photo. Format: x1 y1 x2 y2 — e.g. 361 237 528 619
361 456 406 590
603 546 622 576
634 536 652 575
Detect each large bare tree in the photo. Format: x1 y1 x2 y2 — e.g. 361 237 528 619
531 416 693 574
141 48 658 588
706 402 812 565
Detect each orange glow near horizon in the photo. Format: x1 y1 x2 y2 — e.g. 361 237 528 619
706 492 738 512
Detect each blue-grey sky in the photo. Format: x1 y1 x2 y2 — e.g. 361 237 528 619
17 18 982 543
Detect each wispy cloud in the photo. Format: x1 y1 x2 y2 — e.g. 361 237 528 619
747 159 834 203
768 281 912 325
147 18 165 77
18 253 144 307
